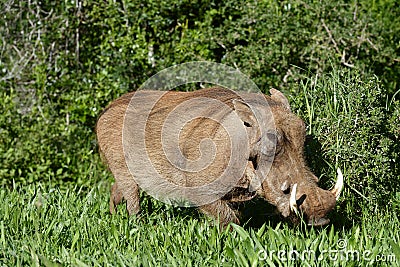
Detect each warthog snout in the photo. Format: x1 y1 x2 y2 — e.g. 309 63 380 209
288 169 344 226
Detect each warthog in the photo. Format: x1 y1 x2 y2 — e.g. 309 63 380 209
96 87 343 227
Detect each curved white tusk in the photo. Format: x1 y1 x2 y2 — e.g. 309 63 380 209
289 183 299 215
330 168 344 200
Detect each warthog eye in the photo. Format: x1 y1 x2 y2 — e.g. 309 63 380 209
265 131 284 156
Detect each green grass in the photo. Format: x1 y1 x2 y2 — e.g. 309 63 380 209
1 183 399 266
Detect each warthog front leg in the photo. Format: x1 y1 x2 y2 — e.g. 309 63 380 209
199 199 240 227
124 180 140 216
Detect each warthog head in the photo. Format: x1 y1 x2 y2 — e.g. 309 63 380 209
241 89 343 226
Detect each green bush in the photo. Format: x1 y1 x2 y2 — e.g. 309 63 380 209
288 69 400 216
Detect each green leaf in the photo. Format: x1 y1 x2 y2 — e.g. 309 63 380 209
388 239 400 260
232 224 251 241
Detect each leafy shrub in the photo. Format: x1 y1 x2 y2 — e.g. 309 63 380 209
289 69 400 215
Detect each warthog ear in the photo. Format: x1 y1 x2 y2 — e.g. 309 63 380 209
232 99 257 127
270 88 291 111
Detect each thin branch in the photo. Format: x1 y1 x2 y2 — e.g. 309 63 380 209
321 19 340 55
341 50 354 68
75 0 82 64
321 19 354 68
366 38 378 51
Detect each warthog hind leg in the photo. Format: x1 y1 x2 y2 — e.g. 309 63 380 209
109 180 140 216
109 183 123 214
